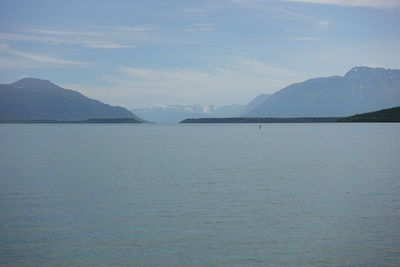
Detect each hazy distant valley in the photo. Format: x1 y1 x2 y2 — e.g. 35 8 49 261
131 104 243 123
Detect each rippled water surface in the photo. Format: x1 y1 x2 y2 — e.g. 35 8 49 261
1 123 399 266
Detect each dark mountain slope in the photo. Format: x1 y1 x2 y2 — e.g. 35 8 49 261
0 78 143 121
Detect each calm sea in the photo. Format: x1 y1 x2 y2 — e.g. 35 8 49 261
1 123 399 266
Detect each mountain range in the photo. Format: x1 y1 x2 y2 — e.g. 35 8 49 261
0 78 143 121
131 104 246 123
1 66 399 122
131 95 272 123
134 66 400 121
244 67 400 117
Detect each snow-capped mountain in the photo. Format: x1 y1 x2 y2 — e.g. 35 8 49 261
131 104 245 123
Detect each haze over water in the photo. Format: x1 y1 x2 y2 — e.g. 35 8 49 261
1 123 400 266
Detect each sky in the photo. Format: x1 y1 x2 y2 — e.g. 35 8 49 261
0 0 399 108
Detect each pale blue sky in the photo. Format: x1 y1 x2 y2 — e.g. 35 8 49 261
0 0 399 108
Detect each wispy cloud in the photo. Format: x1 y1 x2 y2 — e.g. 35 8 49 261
10 50 86 65
0 55 36 70
0 23 215 51
231 0 331 28
179 7 208 13
0 25 146 49
178 2 226 13
182 23 214 32
0 31 134 49
81 41 132 49
20 28 102 36
282 0 400 9
291 36 323 40
0 43 86 65
89 25 157 32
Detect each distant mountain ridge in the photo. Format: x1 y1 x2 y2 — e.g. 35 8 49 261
132 104 245 123
244 67 400 117
0 78 143 121
244 94 271 113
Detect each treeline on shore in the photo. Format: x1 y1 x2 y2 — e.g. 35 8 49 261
181 106 400 123
1 106 399 124
336 106 400 122
181 117 339 123
0 118 142 123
